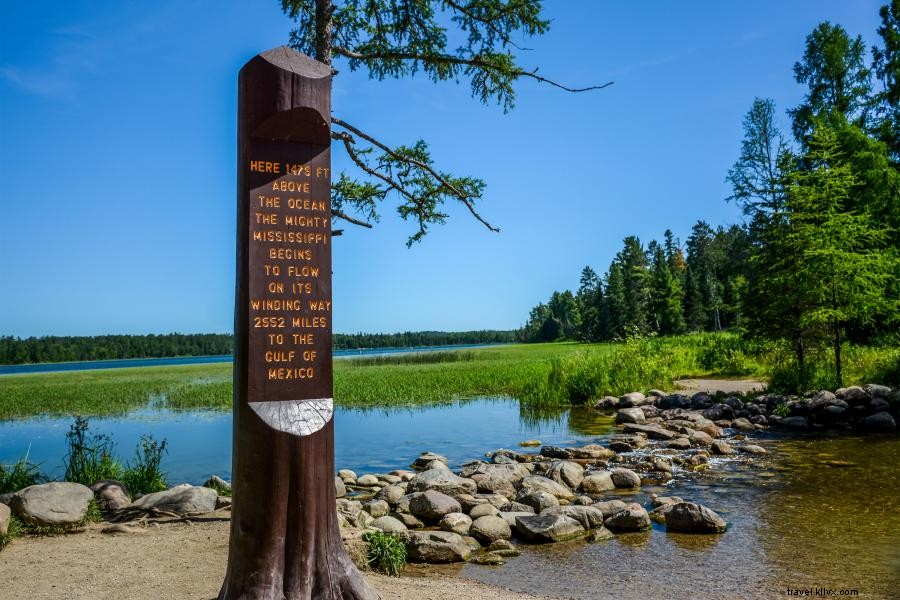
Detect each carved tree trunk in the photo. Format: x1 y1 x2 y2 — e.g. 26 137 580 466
219 46 378 600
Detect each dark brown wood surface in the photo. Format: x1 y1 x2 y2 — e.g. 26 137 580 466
219 46 377 600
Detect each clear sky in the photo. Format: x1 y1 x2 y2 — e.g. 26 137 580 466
0 1 883 337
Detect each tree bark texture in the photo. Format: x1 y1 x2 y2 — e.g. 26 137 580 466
219 46 377 600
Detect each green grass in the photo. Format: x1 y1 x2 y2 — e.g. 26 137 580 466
0 447 45 494
0 336 896 419
364 530 407 576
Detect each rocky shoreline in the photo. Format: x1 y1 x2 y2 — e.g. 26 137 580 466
1 383 896 574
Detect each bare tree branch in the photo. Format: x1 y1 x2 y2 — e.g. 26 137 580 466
442 0 533 51
331 208 374 228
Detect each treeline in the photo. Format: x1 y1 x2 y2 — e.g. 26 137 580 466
333 330 516 350
0 334 234 365
0 330 517 364
521 4 900 387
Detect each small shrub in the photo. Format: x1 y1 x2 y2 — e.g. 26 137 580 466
0 447 45 494
64 416 123 485
773 402 790 417
364 530 406 576
0 516 22 551
120 435 168 497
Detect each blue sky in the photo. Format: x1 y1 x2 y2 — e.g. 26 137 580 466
0 1 883 337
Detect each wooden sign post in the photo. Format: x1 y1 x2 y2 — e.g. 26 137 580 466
219 46 376 600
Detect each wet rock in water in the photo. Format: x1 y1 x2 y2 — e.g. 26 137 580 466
439 512 472 536
619 392 649 408
560 505 606 530
89 480 131 511
731 417 755 431
493 454 516 465
458 462 529 498
579 472 616 494
648 504 675 524
711 439 734 455
471 553 505 566
668 437 691 450
499 511 535 528
356 474 380 487
470 515 512 544
376 484 406 506
393 512 424 529
689 431 714 447
779 416 809 429
659 394 691 410
750 415 768 426
408 490 462 522
487 539 520 556
364 499 390 518
737 444 767 456
411 452 449 470
500 501 535 514
665 502 727 533
372 515 408 533
469 503 501 519
378 474 403 485
864 383 892 399
691 392 715 410
648 456 674 473
338 469 357 482
592 499 628 518
870 398 890 413
568 444 616 460
615 407 646 425
334 477 347 499
544 460 585 490
519 439 542 447
10 481 95 526
573 495 594 506
489 449 532 463
519 475 575 501
604 502 651 531
861 412 897 432
610 468 641 489
131 484 218 516
404 530 472 563
650 494 684 508
514 512 586 543
587 526 615 542
515 489 560 513
622 423 676 440
539 446 573 459
821 405 847 421
408 469 476 498
0 502 11 536
610 433 650 450
703 404 735 421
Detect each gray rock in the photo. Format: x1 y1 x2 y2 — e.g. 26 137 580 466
610 468 641 489
668 437 691 450
410 452 448 471
587 526 616 542
567 445 616 460
594 395 620 410
691 392 714 409
499 511 534 528
591 499 628 517
622 423 676 440
376 484 406 506
515 489 559 513
650 494 684 508
202 475 231 492
439 512 472 536
648 504 675 523
573 495 594 506
615 407 646 425
711 439 734 455
822 405 847 420
737 444 768 456
130 484 218 515
356 474 380 486
0 502 10 536
425 460 450 471
337 469 357 482
519 475 575 500
404 530 472 563
334 477 347 499
864 384 892 399
11 482 94 526
408 469 476 498
89 480 131 511
861 412 896 432
371 515 408 533
364 499 390 518
561 505 605 529
514 512 586 543
619 392 648 408
408 490 461 522
604 502 651 531
659 394 691 410
689 431 714 447
544 460 585 490
475 492 513 509
469 503 500 519
779 416 809 429
392 512 424 529
836 386 869 404
609 433 649 450
499 501 535 514
457 462 529 498
665 502 727 533
470 515 512 544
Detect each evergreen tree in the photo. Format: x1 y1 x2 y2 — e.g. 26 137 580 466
576 266 604 341
649 244 685 335
617 236 652 334
872 0 900 162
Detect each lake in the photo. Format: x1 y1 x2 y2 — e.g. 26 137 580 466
1 397 897 599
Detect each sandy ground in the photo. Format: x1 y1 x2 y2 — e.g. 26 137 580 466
0 519 547 600
674 378 766 395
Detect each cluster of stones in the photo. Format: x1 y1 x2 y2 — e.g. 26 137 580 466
0 477 232 536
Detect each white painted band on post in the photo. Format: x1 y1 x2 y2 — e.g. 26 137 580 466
249 398 333 436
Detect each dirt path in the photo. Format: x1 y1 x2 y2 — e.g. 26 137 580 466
674 378 766 395
0 519 547 600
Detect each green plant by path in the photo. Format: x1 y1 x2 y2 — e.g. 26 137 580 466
0 447 45 494
364 530 406 576
120 435 168 497
64 416 123 485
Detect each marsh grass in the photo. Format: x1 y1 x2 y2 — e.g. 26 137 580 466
0 447 45 494
343 350 476 367
0 515 22 550
64 416 123 485
364 530 406 576
120 435 168 497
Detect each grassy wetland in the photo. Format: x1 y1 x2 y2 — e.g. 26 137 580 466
0 334 897 420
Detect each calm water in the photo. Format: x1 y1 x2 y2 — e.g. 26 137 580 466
1 399 897 599
0 343 505 375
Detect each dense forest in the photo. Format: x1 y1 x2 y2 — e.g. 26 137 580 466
0 330 516 365
520 4 900 385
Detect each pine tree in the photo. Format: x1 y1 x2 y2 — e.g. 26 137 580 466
649 244 686 335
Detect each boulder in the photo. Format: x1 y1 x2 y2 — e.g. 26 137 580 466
615 407 646 425
622 423 676 440
519 439 542 447
610 468 641 489
573 496 594 506
470 515 512 544
665 502 727 533
469 503 500 519
836 386 869 405
410 452 448 471
519 475 575 501
392 512 424 529
425 460 450 471
371 515 408 533
0 502 10 536
408 490 461 522
499 501 535 514
457 462 528 498
711 440 734 455
539 446 573 459
691 392 715 409
130 484 218 515
403 531 472 563
703 404 735 421
604 502 651 531
438 512 472 536
650 494 684 508
499 511 534 528
544 461 585 490
515 489 559 513
337 469 357 482
668 437 691 450
861 412 896 432
514 512 585 543
408 469 476 498
567 445 616 460
689 431 714 447
779 416 809 429
560 505 605 530
474 493 510 509
609 433 649 450
579 472 616 494
364 499 390 518
376 484 406 506
736 444 767 456
11 482 94 526
592 499 628 517
619 392 649 407
356 474 380 486
658 394 690 410
89 480 131 511
334 477 347 499
587 527 616 542
864 384 892 399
